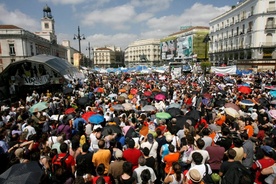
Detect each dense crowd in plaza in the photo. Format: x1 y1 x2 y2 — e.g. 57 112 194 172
1 70 276 184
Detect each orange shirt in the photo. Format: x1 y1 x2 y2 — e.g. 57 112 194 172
244 125 254 138
216 114 226 126
164 152 180 174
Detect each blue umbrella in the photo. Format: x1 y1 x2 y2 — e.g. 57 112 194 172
88 114 105 124
239 99 255 106
270 90 276 98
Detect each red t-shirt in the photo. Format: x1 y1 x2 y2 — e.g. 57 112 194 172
123 148 142 171
252 157 274 184
92 176 112 184
52 153 75 172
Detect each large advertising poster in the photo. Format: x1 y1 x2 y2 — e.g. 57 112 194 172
177 35 193 59
161 39 177 61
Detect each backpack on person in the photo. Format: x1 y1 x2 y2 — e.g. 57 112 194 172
203 164 215 184
52 153 71 183
221 162 253 184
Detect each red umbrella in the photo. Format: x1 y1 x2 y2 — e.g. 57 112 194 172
65 107 76 115
130 88 138 95
238 86 252 94
144 91 152 97
82 111 96 122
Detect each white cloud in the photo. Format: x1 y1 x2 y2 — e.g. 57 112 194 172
130 0 173 13
145 3 231 38
75 3 232 50
135 12 154 22
81 5 136 30
38 0 87 5
0 4 39 31
86 33 138 49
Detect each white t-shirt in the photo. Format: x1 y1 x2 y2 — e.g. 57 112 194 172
187 149 210 167
23 125 36 140
186 164 212 179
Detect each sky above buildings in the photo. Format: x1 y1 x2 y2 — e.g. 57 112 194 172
0 0 240 56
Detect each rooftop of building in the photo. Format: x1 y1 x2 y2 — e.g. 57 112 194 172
0 25 22 29
169 26 209 36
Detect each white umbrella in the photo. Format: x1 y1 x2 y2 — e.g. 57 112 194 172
225 108 240 118
142 105 157 112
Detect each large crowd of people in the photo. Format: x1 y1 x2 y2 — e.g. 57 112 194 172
1 70 276 184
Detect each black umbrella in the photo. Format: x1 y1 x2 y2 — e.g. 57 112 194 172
174 115 196 131
214 99 225 107
102 125 122 136
77 97 89 106
125 126 137 138
0 161 43 184
167 107 183 118
185 109 200 122
258 98 270 108
63 87 73 95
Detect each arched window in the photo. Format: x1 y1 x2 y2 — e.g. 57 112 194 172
266 33 273 46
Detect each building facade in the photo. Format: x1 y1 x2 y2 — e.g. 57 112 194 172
93 46 124 68
161 26 210 63
209 0 276 70
0 5 71 72
124 39 161 67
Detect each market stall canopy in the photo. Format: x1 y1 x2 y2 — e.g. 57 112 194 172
0 54 84 86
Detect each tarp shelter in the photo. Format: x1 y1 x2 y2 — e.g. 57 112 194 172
0 54 84 99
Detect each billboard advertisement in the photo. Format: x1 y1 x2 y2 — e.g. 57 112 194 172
161 39 177 61
177 35 193 58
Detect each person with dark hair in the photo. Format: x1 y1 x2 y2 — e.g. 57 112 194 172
216 126 232 151
96 176 106 184
219 148 238 177
76 143 95 177
123 138 142 171
140 169 151 184
186 138 210 167
142 147 156 172
52 142 75 174
201 128 212 150
164 144 180 175
92 163 112 184
118 162 135 184
92 139 111 175
164 162 184 184
232 137 244 162
133 156 156 183
240 132 254 169
57 117 71 140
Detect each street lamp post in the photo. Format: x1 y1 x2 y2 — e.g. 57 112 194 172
203 34 211 62
202 34 211 90
73 26 85 69
86 42 94 68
